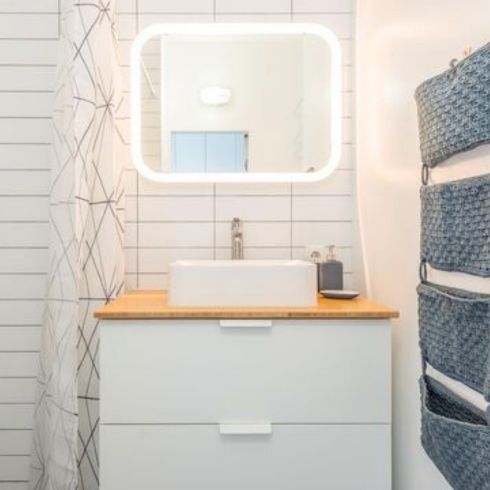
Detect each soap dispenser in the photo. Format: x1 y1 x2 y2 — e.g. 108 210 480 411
318 245 343 291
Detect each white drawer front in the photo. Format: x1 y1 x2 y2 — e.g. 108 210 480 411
100 424 391 490
100 319 390 424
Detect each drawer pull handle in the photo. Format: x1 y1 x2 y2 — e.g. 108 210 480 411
219 422 272 435
219 320 272 328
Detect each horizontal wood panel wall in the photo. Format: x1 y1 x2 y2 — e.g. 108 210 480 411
0 0 356 487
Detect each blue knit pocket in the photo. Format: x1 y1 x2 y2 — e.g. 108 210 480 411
421 174 490 277
418 282 490 400
415 42 490 167
420 376 490 490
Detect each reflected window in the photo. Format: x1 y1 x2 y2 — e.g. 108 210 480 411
171 131 248 173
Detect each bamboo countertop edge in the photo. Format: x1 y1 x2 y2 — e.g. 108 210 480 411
95 290 399 320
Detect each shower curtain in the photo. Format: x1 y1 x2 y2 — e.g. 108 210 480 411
29 1 125 489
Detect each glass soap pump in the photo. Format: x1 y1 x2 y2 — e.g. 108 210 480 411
318 245 343 291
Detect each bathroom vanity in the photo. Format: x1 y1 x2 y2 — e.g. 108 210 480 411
96 290 398 490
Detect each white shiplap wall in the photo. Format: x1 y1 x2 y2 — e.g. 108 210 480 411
117 0 357 291
0 0 356 487
0 1 57 487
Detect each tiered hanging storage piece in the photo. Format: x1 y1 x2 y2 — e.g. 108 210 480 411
418 282 490 399
420 376 490 490
415 42 490 490
415 43 490 168
420 174 490 277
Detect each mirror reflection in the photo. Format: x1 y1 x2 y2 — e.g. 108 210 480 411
136 26 339 179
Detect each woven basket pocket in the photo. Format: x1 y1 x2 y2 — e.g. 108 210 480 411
415 42 490 167
418 282 490 399
421 174 490 277
421 376 490 490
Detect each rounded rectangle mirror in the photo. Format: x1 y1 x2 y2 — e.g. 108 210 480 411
131 23 342 183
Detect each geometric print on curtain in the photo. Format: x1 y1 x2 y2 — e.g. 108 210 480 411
29 1 125 489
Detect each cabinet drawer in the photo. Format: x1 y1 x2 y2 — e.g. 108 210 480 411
100 319 390 424
100 424 391 490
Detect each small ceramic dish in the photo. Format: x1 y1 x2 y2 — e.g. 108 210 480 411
320 290 360 300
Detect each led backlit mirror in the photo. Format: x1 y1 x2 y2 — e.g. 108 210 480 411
131 24 341 183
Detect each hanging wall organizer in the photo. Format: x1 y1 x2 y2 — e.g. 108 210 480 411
420 376 490 489
421 174 490 277
418 282 490 399
416 42 490 490
415 42 490 168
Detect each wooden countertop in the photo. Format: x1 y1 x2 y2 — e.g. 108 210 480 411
95 290 399 320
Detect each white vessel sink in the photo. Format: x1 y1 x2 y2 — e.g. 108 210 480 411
168 260 317 307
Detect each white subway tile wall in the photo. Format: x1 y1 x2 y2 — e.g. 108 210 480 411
0 0 356 486
122 0 357 291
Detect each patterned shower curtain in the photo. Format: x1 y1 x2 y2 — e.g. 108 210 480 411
29 1 125 489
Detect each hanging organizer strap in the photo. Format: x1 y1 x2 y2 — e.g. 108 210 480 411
421 164 430 186
419 165 428 381
419 259 428 283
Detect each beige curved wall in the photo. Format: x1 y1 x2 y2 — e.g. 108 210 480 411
356 1 490 488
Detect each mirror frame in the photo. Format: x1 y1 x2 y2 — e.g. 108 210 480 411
131 23 342 183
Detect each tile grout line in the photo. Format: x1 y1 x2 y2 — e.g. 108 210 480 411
212 184 217 259
289 184 294 259
116 10 353 15
127 245 353 249
57 0 61 38
289 0 293 258
212 1 217 259
135 0 140 288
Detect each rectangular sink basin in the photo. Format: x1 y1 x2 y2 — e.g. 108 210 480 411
168 260 317 307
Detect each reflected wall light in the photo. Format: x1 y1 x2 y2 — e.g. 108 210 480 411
200 86 232 105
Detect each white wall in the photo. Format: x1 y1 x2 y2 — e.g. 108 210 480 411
357 1 490 489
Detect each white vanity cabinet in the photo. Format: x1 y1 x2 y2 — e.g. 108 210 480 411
99 311 394 490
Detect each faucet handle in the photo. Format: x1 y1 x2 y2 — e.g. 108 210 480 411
231 217 242 230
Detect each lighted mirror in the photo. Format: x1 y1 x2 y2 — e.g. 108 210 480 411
131 24 341 183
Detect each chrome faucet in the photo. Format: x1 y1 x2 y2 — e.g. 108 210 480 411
231 217 244 260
